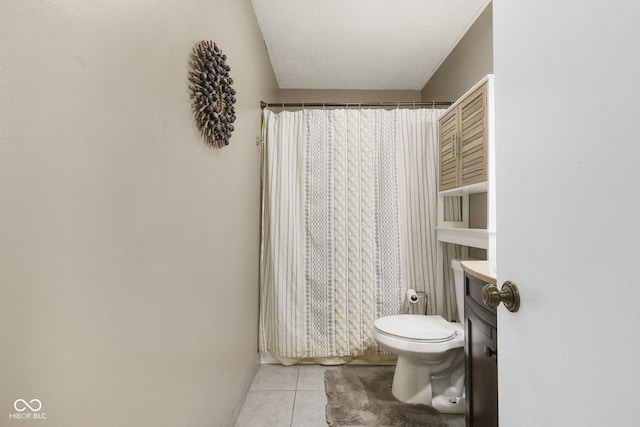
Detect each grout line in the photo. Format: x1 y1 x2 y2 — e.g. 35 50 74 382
289 390 297 427
290 367 300 427
295 365 301 390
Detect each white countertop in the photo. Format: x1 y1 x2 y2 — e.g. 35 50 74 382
460 260 497 285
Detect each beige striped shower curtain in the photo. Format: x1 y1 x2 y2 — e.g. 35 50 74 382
259 107 449 360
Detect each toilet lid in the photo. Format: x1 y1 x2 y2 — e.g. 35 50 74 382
374 315 457 342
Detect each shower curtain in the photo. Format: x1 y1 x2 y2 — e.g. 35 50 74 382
259 107 448 360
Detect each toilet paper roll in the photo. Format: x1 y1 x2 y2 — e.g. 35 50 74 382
406 288 419 304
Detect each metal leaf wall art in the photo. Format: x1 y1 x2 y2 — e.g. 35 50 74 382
188 41 236 148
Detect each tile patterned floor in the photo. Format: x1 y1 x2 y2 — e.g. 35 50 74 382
235 364 465 427
235 364 329 427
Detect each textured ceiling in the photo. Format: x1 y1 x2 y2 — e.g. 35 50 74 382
251 0 491 90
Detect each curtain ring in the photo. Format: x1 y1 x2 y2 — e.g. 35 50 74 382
432 100 435 108
302 102 304 109
413 101 416 108
322 102 325 110
396 101 400 110
358 102 361 110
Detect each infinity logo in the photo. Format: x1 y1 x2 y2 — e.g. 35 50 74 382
14 399 42 412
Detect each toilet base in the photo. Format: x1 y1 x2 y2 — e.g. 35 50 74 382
391 348 465 414
392 355 436 404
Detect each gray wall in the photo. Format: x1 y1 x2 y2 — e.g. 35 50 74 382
0 1 277 425
421 2 493 103
422 2 493 260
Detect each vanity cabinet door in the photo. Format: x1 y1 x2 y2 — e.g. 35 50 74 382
465 306 498 427
464 272 498 427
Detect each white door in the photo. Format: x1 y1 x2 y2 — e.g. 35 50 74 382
494 1 640 426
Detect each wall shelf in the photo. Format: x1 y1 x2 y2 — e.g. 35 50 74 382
438 181 487 197
436 227 494 249
435 75 496 315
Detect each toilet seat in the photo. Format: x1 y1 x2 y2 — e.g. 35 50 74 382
374 315 457 342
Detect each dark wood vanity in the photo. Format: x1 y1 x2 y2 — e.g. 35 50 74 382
462 262 498 427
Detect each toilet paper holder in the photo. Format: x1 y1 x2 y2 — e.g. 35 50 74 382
406 289 427 315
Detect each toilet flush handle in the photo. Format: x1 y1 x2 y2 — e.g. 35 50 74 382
481 281 520 312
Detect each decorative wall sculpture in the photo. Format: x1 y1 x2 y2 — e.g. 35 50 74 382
188 41 236 148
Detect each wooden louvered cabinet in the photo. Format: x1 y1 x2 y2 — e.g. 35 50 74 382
436 75 496 355
439 82 488 191
439 108 459 190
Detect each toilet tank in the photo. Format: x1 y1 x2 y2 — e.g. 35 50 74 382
451 259 467 323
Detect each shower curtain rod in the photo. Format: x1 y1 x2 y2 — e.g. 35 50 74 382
260 100 453 109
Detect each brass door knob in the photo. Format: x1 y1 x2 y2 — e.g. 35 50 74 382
481 281 520 312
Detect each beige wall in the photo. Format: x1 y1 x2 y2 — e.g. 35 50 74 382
422 2 493 260
0 1 277 426
421 2 493 103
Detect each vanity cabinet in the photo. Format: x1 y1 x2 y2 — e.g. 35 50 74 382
464 270 498 427
438 82 488 192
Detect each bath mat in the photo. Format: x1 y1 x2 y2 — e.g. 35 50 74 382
325 367 448 427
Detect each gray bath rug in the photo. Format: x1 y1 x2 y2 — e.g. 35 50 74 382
325 367 448 427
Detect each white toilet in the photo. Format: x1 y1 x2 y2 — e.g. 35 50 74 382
372 259 468 414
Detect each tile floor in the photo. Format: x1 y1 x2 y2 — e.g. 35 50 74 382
235 364 329 427
235 364 465 427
